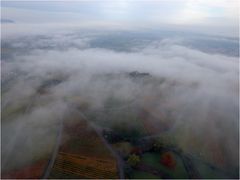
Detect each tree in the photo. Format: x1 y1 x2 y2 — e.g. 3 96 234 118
160 152 176 169
130 147 142 155
153 140 164 151
127 154 140 167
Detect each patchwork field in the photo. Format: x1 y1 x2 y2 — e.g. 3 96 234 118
49 153 118 179
49 115 119 179
1 159 49 179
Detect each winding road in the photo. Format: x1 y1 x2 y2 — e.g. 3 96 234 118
77 111 125 179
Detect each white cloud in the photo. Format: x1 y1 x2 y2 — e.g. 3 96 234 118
1 2 239 174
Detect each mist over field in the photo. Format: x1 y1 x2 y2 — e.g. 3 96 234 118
1 1 239 179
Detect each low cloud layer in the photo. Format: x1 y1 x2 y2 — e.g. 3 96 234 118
1 28 239 175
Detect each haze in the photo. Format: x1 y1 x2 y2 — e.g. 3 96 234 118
1 1 239 179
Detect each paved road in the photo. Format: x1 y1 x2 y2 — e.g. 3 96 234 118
42 107 125 179
160 146 201 179
180 154 201 179
77 111 125 179
42 116 64 179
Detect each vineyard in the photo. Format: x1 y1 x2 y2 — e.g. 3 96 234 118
1 159 49 179
49 153 118 179
48 115 119 179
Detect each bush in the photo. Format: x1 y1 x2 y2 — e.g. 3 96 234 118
153 140 164 151
127 154 140 167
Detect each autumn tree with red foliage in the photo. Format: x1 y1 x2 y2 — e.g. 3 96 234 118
160 152 176 169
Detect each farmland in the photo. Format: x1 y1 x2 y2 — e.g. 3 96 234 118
48 112 119 179
1 72 238 179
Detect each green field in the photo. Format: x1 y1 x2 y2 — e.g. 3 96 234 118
191 158 229 179
141 152 189 179
130 170 159 179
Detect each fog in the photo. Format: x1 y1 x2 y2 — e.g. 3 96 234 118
1 27 239 175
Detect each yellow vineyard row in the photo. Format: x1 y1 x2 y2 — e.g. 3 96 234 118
57 152 117 170
51 152 118 178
